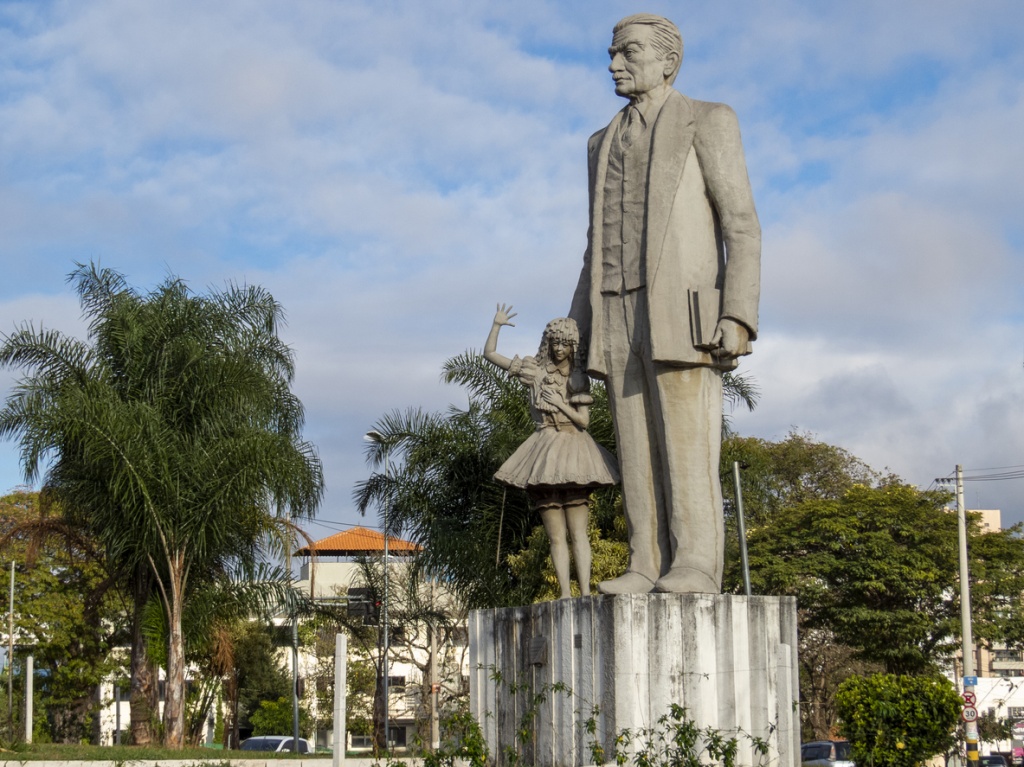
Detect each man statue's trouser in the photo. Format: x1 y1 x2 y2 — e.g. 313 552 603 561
602 288 724 590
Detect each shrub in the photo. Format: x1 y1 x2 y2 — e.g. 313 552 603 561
836 673 961 767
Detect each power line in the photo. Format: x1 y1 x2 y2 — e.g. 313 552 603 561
937 466 1024 483
963 471 1024 482
301 517 384 532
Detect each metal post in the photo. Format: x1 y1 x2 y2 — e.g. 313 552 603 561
957 464 979 767
292 613 300 750
24 654 32 743
7 561 13 732
333 633 347 767
282 503 301 753
286 514 300 753
733 462 752 596
115 677 121 745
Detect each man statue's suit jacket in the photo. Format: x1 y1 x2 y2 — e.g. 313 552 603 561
570 88 761 377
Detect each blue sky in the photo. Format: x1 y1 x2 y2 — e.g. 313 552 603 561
2 0 1024 538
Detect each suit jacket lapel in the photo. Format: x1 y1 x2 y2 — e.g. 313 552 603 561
582 110 623 375
646 91 696 282
589 110 623 213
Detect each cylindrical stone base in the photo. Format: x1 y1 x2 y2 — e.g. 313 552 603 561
469 594 799 767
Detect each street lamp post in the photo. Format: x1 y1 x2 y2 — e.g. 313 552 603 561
365 431 390 750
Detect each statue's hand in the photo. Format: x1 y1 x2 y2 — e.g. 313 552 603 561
541 388 566 408
710 318 750 358
493 303 517 327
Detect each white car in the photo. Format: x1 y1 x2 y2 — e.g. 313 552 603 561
240 735 312 753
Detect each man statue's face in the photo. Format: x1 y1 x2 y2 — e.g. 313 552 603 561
608 24 671 99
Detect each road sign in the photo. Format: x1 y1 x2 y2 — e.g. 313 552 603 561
962 706 979 723
964 676 979 687
963 691 977 705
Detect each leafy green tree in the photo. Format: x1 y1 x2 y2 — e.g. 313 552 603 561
967 527 1024 652
836 673 961 767
975 711 1013 748
345 657 377 741
234 623 292 737
0 264 323 747
719 433 1024 737
721 431 879 530
0 490 123 743
746 482 1024 674
249 696 312 737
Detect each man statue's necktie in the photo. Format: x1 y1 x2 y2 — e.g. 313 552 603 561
620 105 642 148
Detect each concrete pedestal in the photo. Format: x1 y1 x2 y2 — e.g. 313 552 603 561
469 594 799 767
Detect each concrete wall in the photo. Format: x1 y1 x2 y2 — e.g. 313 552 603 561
469 594 799 767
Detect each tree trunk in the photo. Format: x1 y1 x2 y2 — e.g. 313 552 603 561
232 673 240 749
129 570 156 745
223 667 238 749
163 557 186 748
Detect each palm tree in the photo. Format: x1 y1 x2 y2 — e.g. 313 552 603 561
355 353 538 608
722 370 760 436
0 264 323 747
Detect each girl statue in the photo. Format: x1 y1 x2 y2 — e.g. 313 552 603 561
484 303 619 598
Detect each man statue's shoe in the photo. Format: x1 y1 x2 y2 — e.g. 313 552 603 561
597 571 656 594
654 567 720 594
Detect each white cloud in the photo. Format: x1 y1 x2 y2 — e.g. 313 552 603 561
2 0 1024 529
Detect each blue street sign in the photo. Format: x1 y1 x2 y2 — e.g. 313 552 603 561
963 676 978 687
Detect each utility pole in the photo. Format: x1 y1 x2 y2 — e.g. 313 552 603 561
956 465 979 767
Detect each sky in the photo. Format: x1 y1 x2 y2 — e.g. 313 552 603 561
1 0 1023 539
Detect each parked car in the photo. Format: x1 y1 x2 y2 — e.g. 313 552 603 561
982 756 1009 767
802 740 855 767
240 736 312 753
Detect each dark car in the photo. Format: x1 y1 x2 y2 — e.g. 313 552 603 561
802 740 854 767
982 756 1009 767
240 736 312 753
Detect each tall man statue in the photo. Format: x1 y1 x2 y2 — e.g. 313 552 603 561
569 13 760 594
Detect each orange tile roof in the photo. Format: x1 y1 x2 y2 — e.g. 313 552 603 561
295 526 421 556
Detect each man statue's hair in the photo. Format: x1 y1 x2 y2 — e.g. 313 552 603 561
613 13 684 85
